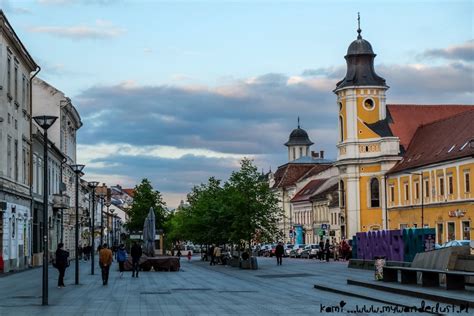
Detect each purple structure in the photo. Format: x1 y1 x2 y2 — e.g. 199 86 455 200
355 229 404 261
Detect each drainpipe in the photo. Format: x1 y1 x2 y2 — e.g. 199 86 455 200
29 66 41 265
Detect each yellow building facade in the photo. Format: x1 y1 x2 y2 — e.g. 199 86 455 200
334 25 473 241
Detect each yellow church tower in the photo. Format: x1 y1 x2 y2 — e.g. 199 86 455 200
334 15 401 238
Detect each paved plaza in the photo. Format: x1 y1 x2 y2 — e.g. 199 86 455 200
0 256 470 315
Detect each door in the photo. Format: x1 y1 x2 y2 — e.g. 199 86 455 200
437 223 444 245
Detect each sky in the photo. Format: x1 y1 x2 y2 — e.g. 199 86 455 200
2 0 473 208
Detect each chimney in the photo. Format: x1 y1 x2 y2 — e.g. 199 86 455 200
320 150 324 159
311 151 319 158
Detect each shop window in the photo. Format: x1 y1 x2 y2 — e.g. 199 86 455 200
437 223 444 245
462 221 470 240
447 222 455 241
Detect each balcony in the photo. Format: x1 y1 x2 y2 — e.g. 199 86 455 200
53 193 70 209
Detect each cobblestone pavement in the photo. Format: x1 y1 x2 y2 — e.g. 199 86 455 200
0 256 435 315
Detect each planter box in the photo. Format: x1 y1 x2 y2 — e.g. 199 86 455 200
228 258 240 267
240 257 258 270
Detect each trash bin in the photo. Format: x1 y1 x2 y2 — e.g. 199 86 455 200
374 256 386 281
250 257 258 270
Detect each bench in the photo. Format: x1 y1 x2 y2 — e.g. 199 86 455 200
383 266 474 290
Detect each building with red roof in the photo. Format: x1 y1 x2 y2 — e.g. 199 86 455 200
333 25 473 242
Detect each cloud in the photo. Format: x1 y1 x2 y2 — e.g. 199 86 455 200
420 40 474 62
74 41 473 204
28 20 125 39
0 0 31 14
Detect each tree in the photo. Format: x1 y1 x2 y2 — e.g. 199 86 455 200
225 158 283 248
126 178 167 232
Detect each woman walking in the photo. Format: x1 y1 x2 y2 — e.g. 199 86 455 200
55 243 69 288
117 244 128 278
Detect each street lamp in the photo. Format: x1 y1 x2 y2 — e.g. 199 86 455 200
88 181 99 275
105 201 111 246
409 172 424 228
71 164 85 285
110 209 115 246
33 115 58 306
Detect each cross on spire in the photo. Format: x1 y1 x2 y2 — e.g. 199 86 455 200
297 116 300 128
357 12 362 39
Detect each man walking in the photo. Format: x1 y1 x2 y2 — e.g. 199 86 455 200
325 239 331 262
209 244 215 266
318 239 325 261
99 243 113 285
275 242 284 265
55 243 69 288
131 242 142 278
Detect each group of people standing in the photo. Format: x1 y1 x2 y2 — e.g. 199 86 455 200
318 238 351 262
54 242 143 287
208 245 222 265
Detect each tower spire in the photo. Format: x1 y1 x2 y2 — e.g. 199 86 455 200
297 116 300 128
357 12 362 39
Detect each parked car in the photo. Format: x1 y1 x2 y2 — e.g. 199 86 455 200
284 244 294 257
439 240 471 248
258 244 271 256
289 244 306 258
300 244 319 259
263 244 277 257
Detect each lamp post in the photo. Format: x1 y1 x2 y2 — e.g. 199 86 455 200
105 201 111 246
99 194 105 246
410 172 424 228
109 209 115 246
88 181 99 275
71 164 85 285
33 115 58 306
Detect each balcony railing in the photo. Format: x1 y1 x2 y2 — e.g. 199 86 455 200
53 193 70 209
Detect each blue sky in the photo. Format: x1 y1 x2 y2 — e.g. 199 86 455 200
2 0 473 207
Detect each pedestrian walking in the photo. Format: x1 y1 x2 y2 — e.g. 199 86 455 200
209 245 215 266
333 239 340 261
176 249 182 258
275 242 284 265
99 243 113 285
325 239 331 262
318 239 325 261
83 245 90 261
187 251 192 262
55 243 69 288
340 238 349 261
131 242 142 278
117 244 128 278
213 245 221 265
77 245 83 260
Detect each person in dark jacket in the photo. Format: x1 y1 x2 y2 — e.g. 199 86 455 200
55 243 69 288
275 242 284 265
130 242 142 278
116 244 128 277
318 239 325 261
325 239 331 262
209 245 215 266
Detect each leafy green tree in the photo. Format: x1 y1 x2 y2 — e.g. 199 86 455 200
225 158 283 248
126 178 167 232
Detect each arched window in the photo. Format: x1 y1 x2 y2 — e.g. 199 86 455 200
299 147 303 158
339 116 344 142
370 178 380 207
292 148 296 160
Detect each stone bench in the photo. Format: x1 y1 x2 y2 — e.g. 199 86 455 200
383 266 474 290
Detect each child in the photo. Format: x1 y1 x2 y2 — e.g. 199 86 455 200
187 251 192 262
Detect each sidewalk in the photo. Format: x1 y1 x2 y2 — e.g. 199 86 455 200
0 256 418 315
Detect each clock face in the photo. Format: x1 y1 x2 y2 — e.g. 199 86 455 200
364 98 375 110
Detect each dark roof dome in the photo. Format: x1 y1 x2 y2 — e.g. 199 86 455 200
347 37 374 56
335 16 387 91
285 120 314 146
